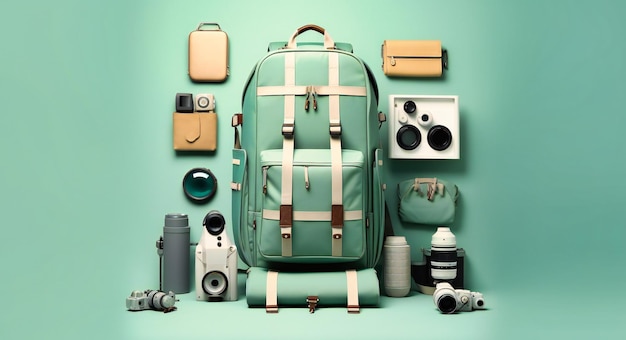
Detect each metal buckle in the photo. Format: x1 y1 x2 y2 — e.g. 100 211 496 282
307 296 319 313
282 123 294 138
231 113 243 127
329 122 341 136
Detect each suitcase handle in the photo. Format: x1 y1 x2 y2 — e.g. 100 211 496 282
196 22 222 31
286 24 335 49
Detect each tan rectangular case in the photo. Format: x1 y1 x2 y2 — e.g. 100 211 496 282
173 112 217 151
188 23 228 82
382 40 447 77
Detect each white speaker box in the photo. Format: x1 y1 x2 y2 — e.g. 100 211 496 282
389 95 459 159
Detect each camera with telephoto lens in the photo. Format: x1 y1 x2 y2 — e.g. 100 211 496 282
433 282 485 314
126 289 177 312
195 210 238 302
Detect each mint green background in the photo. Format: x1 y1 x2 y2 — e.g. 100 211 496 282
1 0 625 339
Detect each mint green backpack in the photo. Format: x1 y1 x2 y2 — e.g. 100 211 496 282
231 25 385 311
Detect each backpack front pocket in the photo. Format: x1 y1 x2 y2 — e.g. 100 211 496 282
258 149 366 263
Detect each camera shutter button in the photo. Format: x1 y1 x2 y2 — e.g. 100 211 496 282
461 295 469 304
418 112 432 127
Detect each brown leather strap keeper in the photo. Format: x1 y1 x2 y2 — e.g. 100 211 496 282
331 204 344 228
232 113 243 127
280 204 293 228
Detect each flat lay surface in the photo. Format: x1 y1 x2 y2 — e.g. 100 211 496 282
1 0 625 339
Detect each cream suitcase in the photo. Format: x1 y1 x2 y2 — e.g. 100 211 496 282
188 23 228 82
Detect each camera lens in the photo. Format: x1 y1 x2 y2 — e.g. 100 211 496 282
396 125 421 150
433 282 458 314
431 227 457 281
198 97 209 108
437 295 457 314
403 101 416 114
202 271 228 296
182 168 217 203
427 125 452 151
204 211 225 236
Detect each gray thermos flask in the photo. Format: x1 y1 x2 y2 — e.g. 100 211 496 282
161 213 190 294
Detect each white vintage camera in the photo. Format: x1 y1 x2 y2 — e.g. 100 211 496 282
389 95 459 159
195 93 215 112
195 211 238 301
433 282 485 313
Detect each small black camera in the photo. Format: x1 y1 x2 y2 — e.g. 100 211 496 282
176 93 194 113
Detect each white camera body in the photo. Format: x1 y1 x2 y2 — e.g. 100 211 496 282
195 93 216 112
433 282 485 313
389 95 459 159
195 212 238 302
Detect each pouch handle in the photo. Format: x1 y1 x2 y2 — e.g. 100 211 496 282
196 22 221 31
286 24 334 49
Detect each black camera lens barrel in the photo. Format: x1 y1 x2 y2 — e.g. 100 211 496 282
403 100 417 114
203 210 226 236
436 294 458 314
427 125 453 151
397 125 421 150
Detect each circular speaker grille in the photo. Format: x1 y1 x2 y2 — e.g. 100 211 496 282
202 271 228 296
427 125 452 151
396 125 421 150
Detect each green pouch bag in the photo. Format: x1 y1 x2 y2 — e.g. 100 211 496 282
397 177 459 225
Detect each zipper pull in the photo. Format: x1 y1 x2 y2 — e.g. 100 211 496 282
304 85 311 111
311 87 317 111
262 166 268 194
390 56 396 66
304 166 310 190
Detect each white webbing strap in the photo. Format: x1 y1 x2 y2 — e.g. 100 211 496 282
346 269 360 313
279 52 296 257
266 270 279 313
257 85 365 97
263 209 362 221
328 52 344 257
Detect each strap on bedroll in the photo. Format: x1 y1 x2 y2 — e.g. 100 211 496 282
264 270 360 314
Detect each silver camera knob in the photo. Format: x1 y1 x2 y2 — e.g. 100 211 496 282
398 113 408 124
